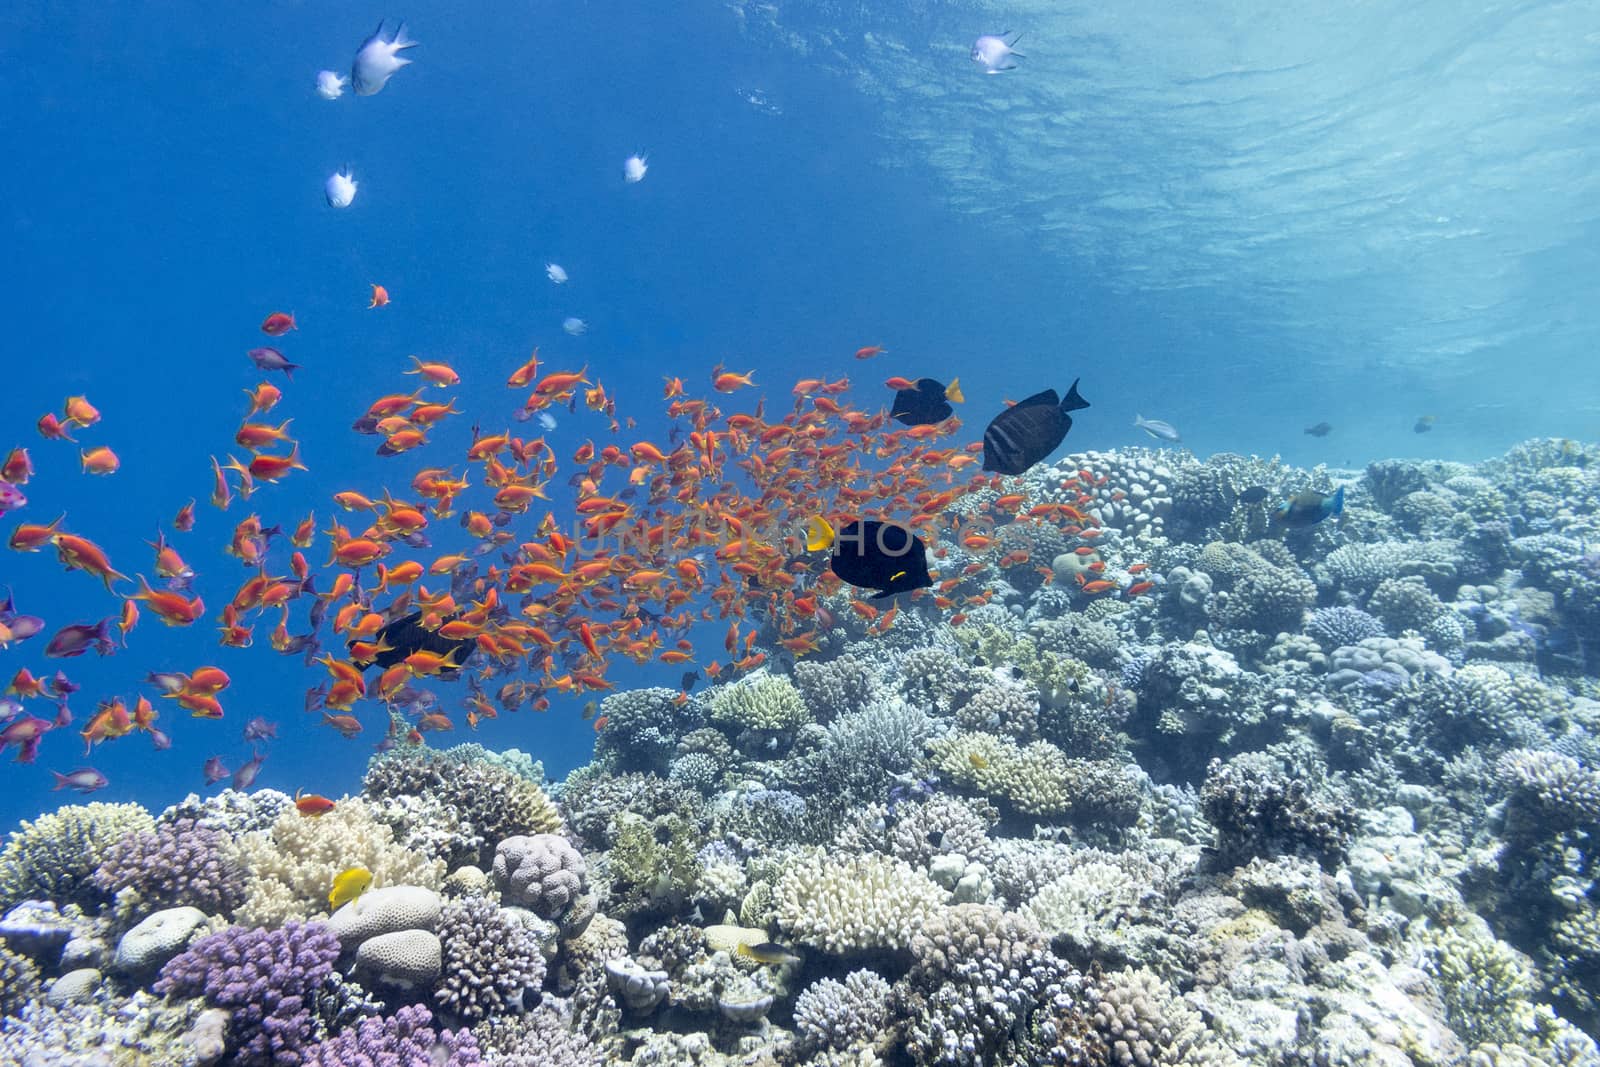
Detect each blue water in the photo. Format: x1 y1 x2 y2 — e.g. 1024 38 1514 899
3 0 1597 831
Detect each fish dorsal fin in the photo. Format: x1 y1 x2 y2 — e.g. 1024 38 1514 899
1012 389 1059 410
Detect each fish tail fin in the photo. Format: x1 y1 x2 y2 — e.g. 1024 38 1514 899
392 22 418 50
49 771 69 790
1329 486 1346 516
1060 379 1089 412
945 378 965 404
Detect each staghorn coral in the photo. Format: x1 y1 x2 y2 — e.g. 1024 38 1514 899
772 849 945 953
834 793 998 870
234 800 444 927
0 802 154 914
434 895 547 1023
784 696 933 814
592 686 698 773
1413 918 1544 1049
1496 748 1600 837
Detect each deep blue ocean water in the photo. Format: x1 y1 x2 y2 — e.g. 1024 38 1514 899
2 0 1597 832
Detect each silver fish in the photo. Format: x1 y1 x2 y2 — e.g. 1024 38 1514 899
1132 414 1181 442
352 21 417 97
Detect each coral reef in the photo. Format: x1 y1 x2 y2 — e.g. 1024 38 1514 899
8 440 1600 1065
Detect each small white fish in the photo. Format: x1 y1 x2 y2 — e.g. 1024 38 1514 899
563 317 588 336
624 154 648 183
546 263 568 284
316 70 348 100
537 412 558 432
352 21 417 97
325 169 358 209
971 32 1023 74
1133 414 1181 442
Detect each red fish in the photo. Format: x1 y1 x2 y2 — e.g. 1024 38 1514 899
261 312 298 336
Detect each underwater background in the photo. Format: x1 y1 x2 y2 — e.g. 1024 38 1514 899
3 1 1600 1064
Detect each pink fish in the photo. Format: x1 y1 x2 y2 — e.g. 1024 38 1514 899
148 727 172 751
202 756 230 785
0 480 25 515
51 767 108 794
247 347 300 379
45 619 116 658
0 714 52 758
232 751 266 790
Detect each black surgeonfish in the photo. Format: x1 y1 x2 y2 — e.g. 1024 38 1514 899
353 611 476 672
981 380 1090 475
807 516 934 600
891 377 965 426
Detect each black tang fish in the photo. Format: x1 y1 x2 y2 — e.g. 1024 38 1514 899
354 611 476 673
809 517 934 600
981 380 1090 476
891 377 964 426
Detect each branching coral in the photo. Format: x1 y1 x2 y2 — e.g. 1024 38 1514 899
0 802 153 912
92 817 245 920
234 800 444 927
772 849 945 953
154 920 341 1065
434 896 546 1022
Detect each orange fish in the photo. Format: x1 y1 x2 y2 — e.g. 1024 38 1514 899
80 446 120 475
368 284 389 308
54 534 126 591
1126 580 1155 597
8 513 65 552
711 367 756 393
64 396 101 428
854 345 886 360
406 356 460 387
294 790 336 816
248 446 308 482
1081 579 1117 594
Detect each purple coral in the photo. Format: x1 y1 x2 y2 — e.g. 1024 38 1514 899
92 817 244 915
155 920 341 1065
301 1004 484 1066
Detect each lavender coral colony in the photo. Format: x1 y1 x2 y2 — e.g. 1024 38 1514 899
5 439 1600 1065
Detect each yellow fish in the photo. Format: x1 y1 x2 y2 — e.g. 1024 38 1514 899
968 752 990 770
328 866 373 911
805 516 835 553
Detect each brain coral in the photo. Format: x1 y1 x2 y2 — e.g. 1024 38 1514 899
234 799 445 927
772 849 946 953
0 801 153 911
